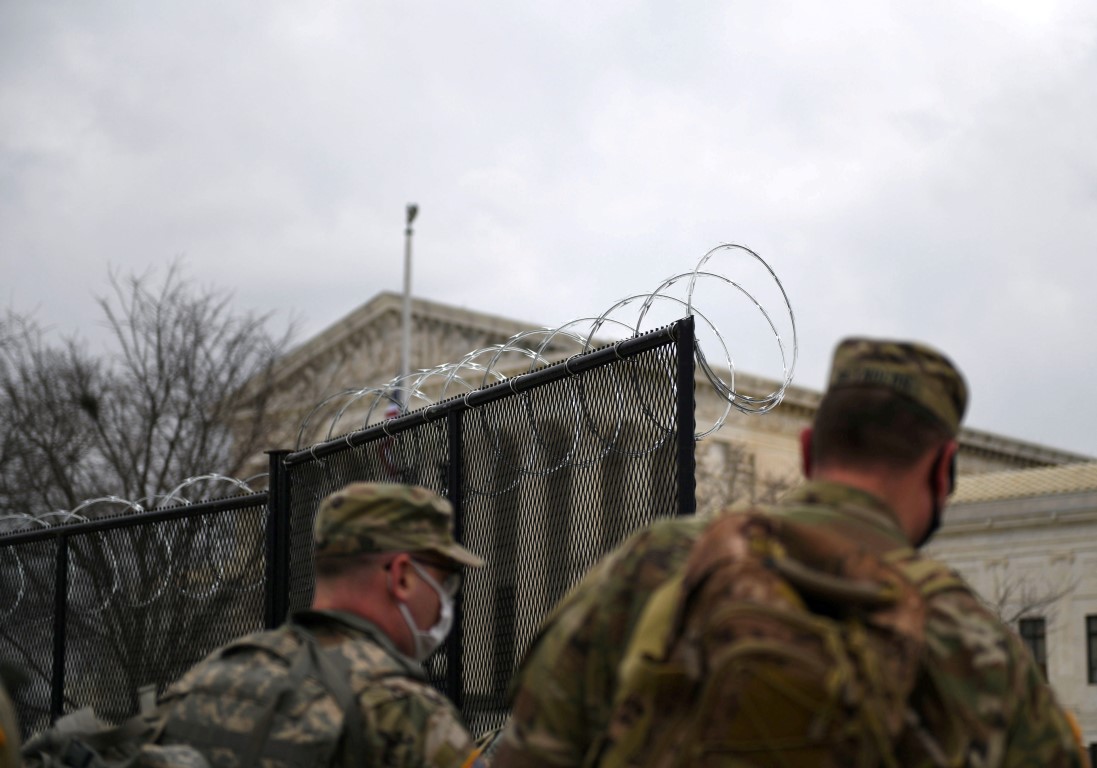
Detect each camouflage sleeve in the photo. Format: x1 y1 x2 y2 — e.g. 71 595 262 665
495 516 705 768
359 677 477 768
1000 630 1086 768
905 585 1085 767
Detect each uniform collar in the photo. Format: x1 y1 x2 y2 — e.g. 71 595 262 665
778 480 911 546
290 609 426 677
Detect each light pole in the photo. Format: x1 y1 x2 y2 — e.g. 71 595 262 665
401 203 418 390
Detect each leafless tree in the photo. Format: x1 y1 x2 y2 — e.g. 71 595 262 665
0 264 293 518
1 265 293 728
985 566 1077 626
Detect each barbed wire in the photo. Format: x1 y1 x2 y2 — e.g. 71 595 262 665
296 243 797 448
0 243 796 615
0 475 268 618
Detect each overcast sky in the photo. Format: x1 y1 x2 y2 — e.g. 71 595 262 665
3 2 1096 456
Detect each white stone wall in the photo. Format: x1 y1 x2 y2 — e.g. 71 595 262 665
929 494 1097 745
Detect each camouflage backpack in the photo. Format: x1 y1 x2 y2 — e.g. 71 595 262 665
594 511 960 768
20 614 414 768
20 687 205 768
154 612 418 768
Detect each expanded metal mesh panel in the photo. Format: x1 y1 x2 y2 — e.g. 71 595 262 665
280 327 689 735
0 495 269 736
64 503 269 721
0 537 60 736
458 342 684 735
285 421 454 614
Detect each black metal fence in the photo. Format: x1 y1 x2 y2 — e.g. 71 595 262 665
0 493 272 735
0 317 695 738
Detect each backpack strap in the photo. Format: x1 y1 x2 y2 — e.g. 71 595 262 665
287 627 367 768
235 630 310 768
288 609 426 767
595 572 690 768
885 552 966 599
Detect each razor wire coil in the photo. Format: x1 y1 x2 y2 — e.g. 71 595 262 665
0 243 796 614
294 243 796 491
0 475 267 616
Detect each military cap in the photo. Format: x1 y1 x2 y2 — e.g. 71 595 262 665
314 482 484 567
826 337 968 435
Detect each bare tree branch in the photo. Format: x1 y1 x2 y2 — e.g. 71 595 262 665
984 567 1077 626
0 262 293 517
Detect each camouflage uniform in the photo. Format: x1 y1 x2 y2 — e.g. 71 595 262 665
499 484 1083 766
157 482 483 768
497 338 1085 767
158 610 475 768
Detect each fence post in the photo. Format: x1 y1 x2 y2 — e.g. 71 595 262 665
676 316 697 517
265 450 292 629
50 534 69 722
445 410 464 709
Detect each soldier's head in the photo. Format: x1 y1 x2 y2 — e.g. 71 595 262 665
311 482 483 661
804 338 968 544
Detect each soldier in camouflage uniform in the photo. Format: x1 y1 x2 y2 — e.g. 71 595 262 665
493 338 1087 768
155 482 483 768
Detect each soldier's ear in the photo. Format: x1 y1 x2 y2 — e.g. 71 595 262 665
933 440 959 499
799 428 814 479
385 553 415 601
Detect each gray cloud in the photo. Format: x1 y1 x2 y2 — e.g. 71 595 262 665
3 0 1096 454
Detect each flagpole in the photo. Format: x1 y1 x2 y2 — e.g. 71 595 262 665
401 203 418 395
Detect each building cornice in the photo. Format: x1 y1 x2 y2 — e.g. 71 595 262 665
944 489 1097 525
267 292 539 395
954 426 1091 468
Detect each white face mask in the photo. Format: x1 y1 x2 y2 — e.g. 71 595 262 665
395 559 454 662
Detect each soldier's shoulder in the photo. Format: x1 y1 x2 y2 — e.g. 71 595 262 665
195 626 294 664
163 628 289 698
361 671 454 709
911 560 1027 682
362 675 475 768
613 514 709 580
907 559 1084 766
517 516 706 680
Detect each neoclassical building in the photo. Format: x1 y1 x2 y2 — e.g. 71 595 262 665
251 291 1095 750
256 291 1086 482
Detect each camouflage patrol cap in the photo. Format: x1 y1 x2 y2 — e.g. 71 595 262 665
827 337 968 435
314 482 484 567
